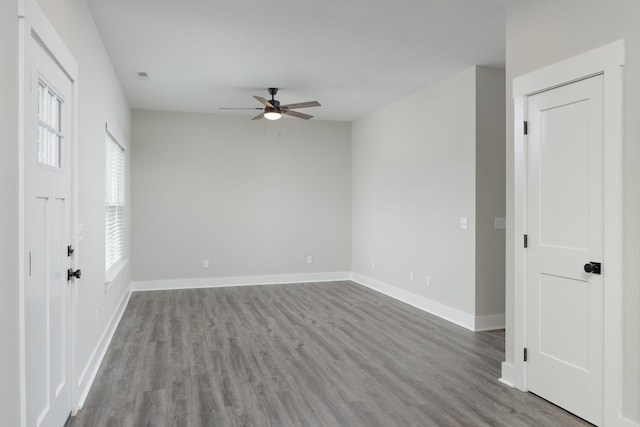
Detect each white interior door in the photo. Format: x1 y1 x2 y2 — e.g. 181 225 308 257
526 75 604 425
24 33 75 427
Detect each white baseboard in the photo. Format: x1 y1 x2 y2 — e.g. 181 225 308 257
350 273 504 332
75 287 131 409
620 416 640 427
351 272 482 331
474 313 505 331
499 362 516 387
131 271 352 292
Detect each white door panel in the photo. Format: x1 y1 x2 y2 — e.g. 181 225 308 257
538 99 591 250
527 75 604 425
25 33 74 427
537 274 590 370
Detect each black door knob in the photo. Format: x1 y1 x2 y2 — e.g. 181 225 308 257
67 268 82 281
584 262 601 275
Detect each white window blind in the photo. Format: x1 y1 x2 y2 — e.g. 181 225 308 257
105 130 125 272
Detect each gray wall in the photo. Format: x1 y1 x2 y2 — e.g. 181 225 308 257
505 0 640 422
475 67 506 317
131 111 351 281
351 66 505 319
0 0 21 425
36 0 132 397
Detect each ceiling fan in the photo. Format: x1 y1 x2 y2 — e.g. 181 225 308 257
220 88 321 120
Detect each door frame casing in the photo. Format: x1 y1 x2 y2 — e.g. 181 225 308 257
511 40 624 426
17 0 79 425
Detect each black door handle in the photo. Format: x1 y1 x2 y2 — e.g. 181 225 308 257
584 262 601 275
67 268 82 281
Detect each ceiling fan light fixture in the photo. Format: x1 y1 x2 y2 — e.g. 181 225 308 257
264 109 282 120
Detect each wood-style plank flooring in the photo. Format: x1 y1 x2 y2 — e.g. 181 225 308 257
68 281 591 426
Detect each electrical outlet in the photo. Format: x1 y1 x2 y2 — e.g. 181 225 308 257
426 275 431 287
409 271 414 281
372 259 376 269
203 259 209 268
307 256 313 264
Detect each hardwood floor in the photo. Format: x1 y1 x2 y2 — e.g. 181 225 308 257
68 281 591 426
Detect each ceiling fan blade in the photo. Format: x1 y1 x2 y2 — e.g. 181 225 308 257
253 96 274 108
251 112 265 120
220 107 262 110
280 101 321 109
283 110 313 120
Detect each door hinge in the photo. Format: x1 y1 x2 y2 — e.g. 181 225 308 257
524 348 528 362
524 234 528 248
523 121 528 135
67 268 81 281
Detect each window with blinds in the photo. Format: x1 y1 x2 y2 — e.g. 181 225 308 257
105 131 125 272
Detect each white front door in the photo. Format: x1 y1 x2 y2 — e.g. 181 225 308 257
526 75 604 425
24 33 75 427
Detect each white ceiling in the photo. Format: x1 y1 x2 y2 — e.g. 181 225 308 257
86 0 508 122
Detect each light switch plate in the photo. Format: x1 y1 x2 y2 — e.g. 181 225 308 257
460 217 468 230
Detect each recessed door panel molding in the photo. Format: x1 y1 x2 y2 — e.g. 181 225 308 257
538 99 591 251
537 273 590 371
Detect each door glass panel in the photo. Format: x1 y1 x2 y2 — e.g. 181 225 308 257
37 80 63 168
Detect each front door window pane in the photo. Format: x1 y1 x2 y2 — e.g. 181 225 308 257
37 81 63 168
